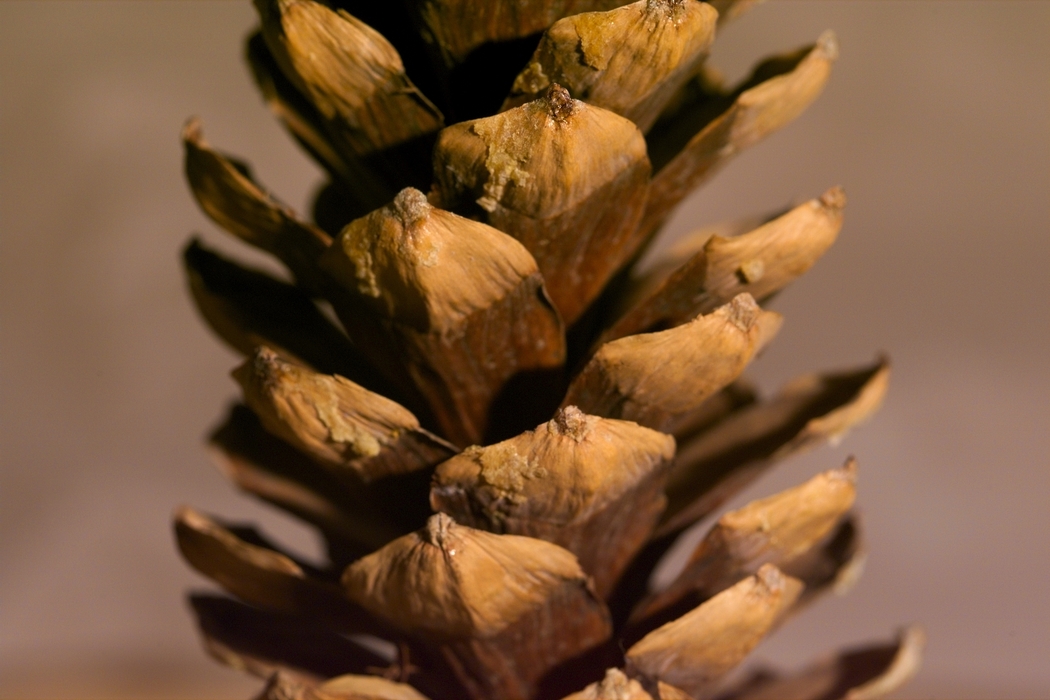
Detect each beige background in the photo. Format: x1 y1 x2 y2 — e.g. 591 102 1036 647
1 1 1048 698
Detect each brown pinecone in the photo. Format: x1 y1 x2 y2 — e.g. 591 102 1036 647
174 1 923 698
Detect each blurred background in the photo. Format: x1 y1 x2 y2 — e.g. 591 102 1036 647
1 1 1047 698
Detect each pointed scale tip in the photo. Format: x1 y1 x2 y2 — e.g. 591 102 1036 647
561 668 654 700
647 0 688 13
423 512 457 548
820 185 847 211
817 30 840 61
549 405 594 442
753 562 788 594
182 116 204 142
834 456 859 484
722 293 760 332
545 84 578 123
392 187 432 230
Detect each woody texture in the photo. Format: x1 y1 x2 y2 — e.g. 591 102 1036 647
176 0 923 698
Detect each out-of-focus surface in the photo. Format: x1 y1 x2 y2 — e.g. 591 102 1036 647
1 1 1047 698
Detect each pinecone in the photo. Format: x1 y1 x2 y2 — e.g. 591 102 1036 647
175 1 924 698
